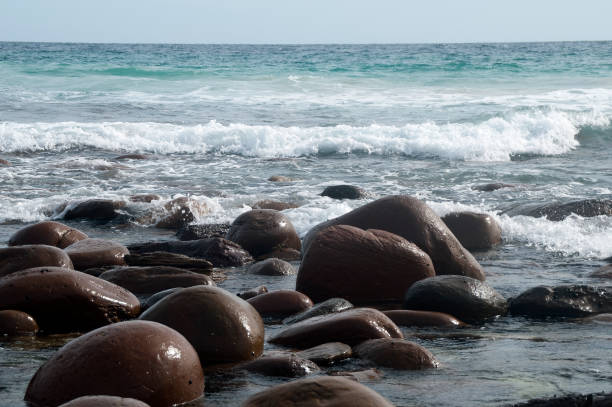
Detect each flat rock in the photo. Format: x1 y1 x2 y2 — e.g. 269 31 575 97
176 223 231 241
441 211 502 251
8 221 88 249
238 354 319 377
331 368 383 382
353 338 439 370
321 185 368 200
472 183 515 192
248 258 295 276
383 310 464 327
0 310 39 336
502 199 612 221
62 199 125 221
124 251 213 273
509 285 612 318
237 285 268 300
0 245 74 278
283 297 354 324
59 395 151 407
247 290 313 318
65 238 129 270
296 342 352 365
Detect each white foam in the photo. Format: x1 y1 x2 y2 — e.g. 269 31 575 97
0 109 597 161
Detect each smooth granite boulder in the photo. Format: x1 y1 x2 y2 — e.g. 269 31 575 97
140 285 264 366
243 376 394 407
248 258 296 276
65 238 129 270
441 211 502 251
59 396 151 407
297 225 435 304
238 354 319 377
270 308 402 348
0 245 74 277
25 321 204 407
354 338 439 370
302 195 485 281
283 298 353 324
226 209 301 258
509 285 612 318
321 185 368 200
0 310 39 336
0 267 140 333
383 310 464 327
247 290 313 318
403 275 507 324
8 221 88 249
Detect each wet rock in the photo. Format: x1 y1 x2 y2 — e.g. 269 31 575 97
331 368 383 382
124 251 213 273
237 285 268 300
155 197 211 229
502 199 612 221
248 258 295 276
140 285 264 366
270 308 402 348
0 158 10 166
0 310 39 336
141 288 183 311
472 183 515 192
509 285 612 318
176 223 231 241
65 238 129 270
25 320 204 407
0 245 74 277
226 209 301 258
247 290 313 318
583 313 612 324
253 200 299 211
296 342 352 365
283 297 354 324
99 266 215 296
268 175 294 182
259 247 301 261
62 199 125 221
354 338 439 370
238 354 319 377
509 392 612 407
59 395 151 407
128 238 252 267
590 264 612 279
8 221 88 249
383 310 464 327
303 195 485 281
243 376 394 407
114 154 150 160
0 267 140 333
297 225 435 305
129 194 160 203
404 275 507 324
321 184 367 200
441 211 502 251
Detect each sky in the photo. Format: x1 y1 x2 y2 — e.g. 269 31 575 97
1 0 612 44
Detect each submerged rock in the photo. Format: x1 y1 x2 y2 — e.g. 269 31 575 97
268 175 294 182
0 245 74 277
248 258 295 276
354 338 439 370
321 185 368 200
237 285 269 300
114 154 150 160
129 194 160 203
441 211 502 251
154 197 210 229
8 221 88 249
124 251 213 273
509 285 612 318
590 264 612 279
502 199 612 221
252 200 299 211
62 199 125 221
383 310 464 327
238 354 319 377
283 297 354 324
472 183 515 192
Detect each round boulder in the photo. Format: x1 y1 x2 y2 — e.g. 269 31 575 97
297 225 435 305
0 267 140 333
62 199 124 221
441 211 502 251
403 275 507 324
354 338 439 370
302 195 485 281
65 238 129 270
140 285 264 366
247 290 313 318
248 258 295 276
226 209 301 258
8 221 88 249
25 321 204 407
321 185 367 200
243 376 394 407
509 285 612 318
0 310 39 336
0 245 74 278
59 395 151 407
383 310 464 327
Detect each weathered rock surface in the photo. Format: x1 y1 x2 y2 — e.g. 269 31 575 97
302 195 485 281
59 395 151 407
176 223 231 241
140 285 264 366
509 285 612 318
321 185 368 200
404 275 507 324
270 308 402 348
283 297 354 324
25 321 204 407
297 225 435 304
441 211 502 251
65 238 129 270
0 310 39 336
296 342 353 365
238 354 319 377
383 310 464 327
242 376 394 407
62 199 125 221
502 199 612 221
0 267 140 333
0 245 74 277
248 258 295 276
8 221 88 249
247 290 313 318
353 338 439 370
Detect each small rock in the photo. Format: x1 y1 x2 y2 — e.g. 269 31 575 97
114 154 149 160
509 285 612 318
252 200 299 211
383 310 464 327
472 183 515 192
247 290 313 318
0 310 39 336
0 158 10 166
283 297 353 324
321 185 367 200
238 354 319 377
441 211 502 251
268 176 294 182
8 221 88 249
353 338 439 370
129 194 160 203
583 313 612 324
331 368 383 382
296 342 352 365
248 258 295 276
237 285 269 300
64 238 129 270
0 245 74 278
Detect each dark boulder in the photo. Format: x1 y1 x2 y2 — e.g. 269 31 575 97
247 290 313 318
142 288 183 311
302 195 485 281
509 285 612 318
8 221 88 249
124 251 213 274
383 310 464 327
176 223 231 241
0 245 73 278
253 200 299 211
248 258 295 276
242 376 394 407
64 238 129 270
129 194 160 203
321 185 367 200
0 267 140 333
354 338 439 370
502 199 612 221
270 308 402 348
297 225 435 305
59 396 150 406
226 209 301 258
238 354 319 377
403 275 507 324
283 297 353 324
0 310 39 336
296 342 353 365
62 199 125 221
472 183 515 192
441 211 502 251
25 321 204 407
140 285 264 366
509 392 612 407
237 285 268 300
268 176 294 182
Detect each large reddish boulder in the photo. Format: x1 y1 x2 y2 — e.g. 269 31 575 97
8 221 88 249
64 238 129 270
25 321 204 407
247 290 313 318
0 245 73 278
302 195 485 280
297 225 435 305
0 310 39 336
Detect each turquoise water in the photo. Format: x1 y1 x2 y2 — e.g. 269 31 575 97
0 42 611 406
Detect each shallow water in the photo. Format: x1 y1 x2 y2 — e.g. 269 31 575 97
1 42 611 406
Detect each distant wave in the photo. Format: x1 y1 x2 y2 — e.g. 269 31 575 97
0 110 608 161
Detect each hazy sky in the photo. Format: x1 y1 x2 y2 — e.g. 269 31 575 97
1 0 612 44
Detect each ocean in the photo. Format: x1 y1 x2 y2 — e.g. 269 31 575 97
0 42 611 406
